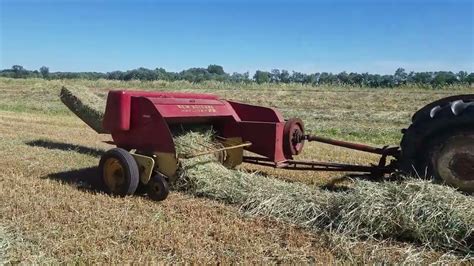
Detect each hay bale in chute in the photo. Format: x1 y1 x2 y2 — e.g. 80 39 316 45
60 86 107 133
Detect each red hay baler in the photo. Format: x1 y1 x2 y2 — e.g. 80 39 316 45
64 90 474 200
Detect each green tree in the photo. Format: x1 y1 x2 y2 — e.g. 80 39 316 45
457 71 468 83
270 69 280 83
207 64 225 75
394 67 407 85
12 65 25 78
431 71 458 87
466 73 474 85
336 71 349 84
291 71 306 83
253 70 270 84
40 66 49 79
413 72 432 84
279 70 290 83
319 72 330 84
348 72 363 86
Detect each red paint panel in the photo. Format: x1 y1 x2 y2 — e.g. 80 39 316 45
148 96 239 121
228 101 285 122
103 90 131 131
149 98 224 105
239 121 288 162
111 97 175 153
113 90 219 100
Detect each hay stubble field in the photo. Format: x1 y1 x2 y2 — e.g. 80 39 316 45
0 78 473 263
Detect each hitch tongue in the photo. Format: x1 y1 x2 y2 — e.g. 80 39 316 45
304 134 399 156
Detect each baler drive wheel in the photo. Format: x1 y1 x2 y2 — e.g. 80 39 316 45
99 148 139 196
147 172 170 201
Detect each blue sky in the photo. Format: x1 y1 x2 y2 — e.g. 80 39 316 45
1 0 473 74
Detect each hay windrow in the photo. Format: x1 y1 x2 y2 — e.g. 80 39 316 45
174 130 473 254
0 226 10 264
59 86 106 133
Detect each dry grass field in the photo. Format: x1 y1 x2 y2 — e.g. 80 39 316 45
0 78 472 263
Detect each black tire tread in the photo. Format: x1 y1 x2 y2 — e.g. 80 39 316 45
400 95 474 181
99 148 140 196
147 173 170 201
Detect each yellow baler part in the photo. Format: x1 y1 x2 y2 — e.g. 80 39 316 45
131 153 155 184
220 137 244 169
154 152 179 182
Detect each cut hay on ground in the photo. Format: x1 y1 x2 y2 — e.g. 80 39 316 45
173 130 473 255
0 226 10 264
60 86 106 133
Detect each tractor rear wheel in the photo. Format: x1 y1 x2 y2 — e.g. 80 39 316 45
99 148 140 196
400 95 474 193
428 131 474 192
147 172 170 201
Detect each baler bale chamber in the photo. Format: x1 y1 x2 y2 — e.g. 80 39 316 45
98 90 314 200
62 89 474 201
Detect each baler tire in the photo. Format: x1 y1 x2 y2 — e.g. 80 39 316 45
399 96 474 192
99 148 140 196
147 172 170 201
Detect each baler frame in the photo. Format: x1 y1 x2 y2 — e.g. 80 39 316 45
242 138 399 177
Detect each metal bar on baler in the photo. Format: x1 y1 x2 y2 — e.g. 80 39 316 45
305 135 388 155
285 159 392 173
242 156 393 173
182 142 252 159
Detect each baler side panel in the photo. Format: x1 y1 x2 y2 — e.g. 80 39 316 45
238 121 287 162
228 101 288 162
111 97 176 154
228 101 285 122
103 90 132 132
103 90 223 132
116 90 220 100
149 98 240 122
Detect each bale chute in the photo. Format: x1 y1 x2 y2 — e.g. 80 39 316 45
60 86 107 134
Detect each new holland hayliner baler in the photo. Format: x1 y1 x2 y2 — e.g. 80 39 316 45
62 89 474 201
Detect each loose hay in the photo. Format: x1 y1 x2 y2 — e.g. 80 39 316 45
0 226 11 264
61 89 474 256
173 130 473 255
60 86 106 133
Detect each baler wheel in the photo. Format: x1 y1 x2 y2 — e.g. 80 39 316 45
99 148 139 196
147 172 170 201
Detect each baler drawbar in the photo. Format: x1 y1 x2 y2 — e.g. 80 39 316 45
62 89 474 200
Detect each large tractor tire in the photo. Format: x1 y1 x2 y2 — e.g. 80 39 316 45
399 94 474 193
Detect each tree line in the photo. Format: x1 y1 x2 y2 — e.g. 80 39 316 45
1 64 473 88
